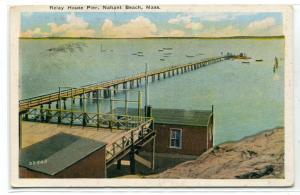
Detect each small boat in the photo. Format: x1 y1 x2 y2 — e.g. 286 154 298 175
164 53 172 55
186 55 194 58
163 48 173 50
242 61 250 64
137 54 144 57
158 49 164 52
255 59 263 62
137 51 143 54
132 53 137 55
160 59 165 61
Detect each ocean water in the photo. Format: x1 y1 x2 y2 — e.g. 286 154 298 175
20 38 284 144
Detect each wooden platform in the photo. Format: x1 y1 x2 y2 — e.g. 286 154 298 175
21 121 126 149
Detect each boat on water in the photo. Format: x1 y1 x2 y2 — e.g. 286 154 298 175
163 48 173 50
273 56 279 73
256 59 263 62
242 61 250 64
160 59 165 61
232 52 251 60
158 49 164 52
186 55 194 58
164 53 172 55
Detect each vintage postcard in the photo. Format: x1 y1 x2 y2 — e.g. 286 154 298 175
10 5 293 187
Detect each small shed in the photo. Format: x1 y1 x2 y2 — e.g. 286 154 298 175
19 133 106 178
114 108 214 156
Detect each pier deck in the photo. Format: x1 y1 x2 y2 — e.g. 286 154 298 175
21 121 126 149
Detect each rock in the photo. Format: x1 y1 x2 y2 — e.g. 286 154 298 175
153 128 284 179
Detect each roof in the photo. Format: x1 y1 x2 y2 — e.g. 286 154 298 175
114 108 213 127
20 133 106 176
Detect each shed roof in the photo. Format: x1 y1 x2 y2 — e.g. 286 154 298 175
20 133 106 176
114 108 213 127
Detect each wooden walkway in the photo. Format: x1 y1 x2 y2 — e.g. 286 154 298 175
19 56 226 112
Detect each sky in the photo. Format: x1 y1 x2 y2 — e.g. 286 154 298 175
20 12 283 38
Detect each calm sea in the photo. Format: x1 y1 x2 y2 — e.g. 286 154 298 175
20 38 284 144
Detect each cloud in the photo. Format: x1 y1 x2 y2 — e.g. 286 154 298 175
100 16 157 38
168 15 192 24
47 13 96 37
185 22 204 30
246 17 276 32
21 13 96 37
21 27 49 37
168 14 204 31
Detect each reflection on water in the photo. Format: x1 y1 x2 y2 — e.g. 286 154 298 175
20 38 285 144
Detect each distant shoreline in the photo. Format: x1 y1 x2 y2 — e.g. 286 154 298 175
19 35 285 40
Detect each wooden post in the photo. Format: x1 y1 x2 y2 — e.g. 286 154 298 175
109 94 114 130
63 99 67 110
138 91 142 122
46 103 51 122
80 94 83 106
58 87 62 124
151 136 156 172
113 85 117 95
125 90 128 115
82 89 87 127
97 90 100 129
117 160 121 170
40 104 44 122
70 89 74 126
129 131 136 174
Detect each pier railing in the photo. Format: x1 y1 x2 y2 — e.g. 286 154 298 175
22 108 152 130
105 118 154 164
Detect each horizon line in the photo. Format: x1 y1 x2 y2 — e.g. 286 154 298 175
19 35 285 40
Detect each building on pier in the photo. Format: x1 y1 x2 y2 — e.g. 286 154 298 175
19 133 107 178
114 107 214 156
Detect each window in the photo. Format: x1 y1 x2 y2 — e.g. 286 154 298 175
170 128 182 149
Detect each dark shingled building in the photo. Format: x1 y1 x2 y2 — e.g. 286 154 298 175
19 133 106 178
114 108 214 156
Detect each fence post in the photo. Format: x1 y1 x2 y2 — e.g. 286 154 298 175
58 87 62 124
82 89 87 127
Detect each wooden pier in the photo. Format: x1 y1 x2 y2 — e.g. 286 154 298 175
19 56 227 113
